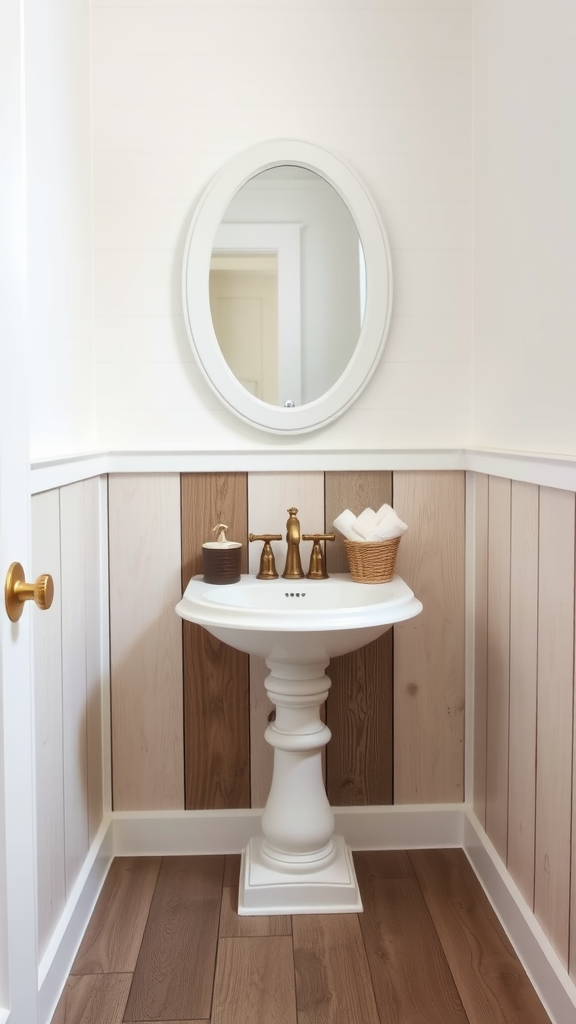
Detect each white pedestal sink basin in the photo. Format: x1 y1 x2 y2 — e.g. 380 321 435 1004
176 573 422 915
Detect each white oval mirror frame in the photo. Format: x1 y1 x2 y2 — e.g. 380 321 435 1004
182 140 393 435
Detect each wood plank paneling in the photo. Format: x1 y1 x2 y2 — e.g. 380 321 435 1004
84 476 105 842
212 937 296 1024
534 487 575 967
326 634 393 805
507 481 539 908
52 974 132 1024
485 475 511 862
72 857 161 975
410 848 552 1024
473 473 489 825
109 473 184 811
182 473 250 809
325 472 393 805
32 489 65 960
124 856 224 1022
393 472 465 803
293 914 380 1024
60 482 90 896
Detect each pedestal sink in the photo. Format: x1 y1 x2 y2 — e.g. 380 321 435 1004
176 573 422 915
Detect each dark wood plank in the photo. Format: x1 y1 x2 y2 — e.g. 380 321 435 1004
325 471 394 805
181 473 250 809
51 974 132 1024
326 631 393 805
71 857 161 974
212 936 296 1024
293 914 380 1024
324 471 393 574
219 886 292 937
123 855 224 1022
410 849 552 1024
358 875 468 1024
354 849 415 881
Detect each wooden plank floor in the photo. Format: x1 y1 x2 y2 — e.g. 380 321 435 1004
53 850 552 1024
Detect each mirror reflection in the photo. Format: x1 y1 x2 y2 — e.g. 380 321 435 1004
209 166 366 407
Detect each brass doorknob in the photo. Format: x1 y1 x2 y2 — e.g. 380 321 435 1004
5 562 54 622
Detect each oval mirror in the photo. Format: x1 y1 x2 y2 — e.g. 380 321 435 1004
182 140 393 434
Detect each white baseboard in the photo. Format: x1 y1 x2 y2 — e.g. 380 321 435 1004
110 803 464 856
38 817 113 1024
463 809 576 1024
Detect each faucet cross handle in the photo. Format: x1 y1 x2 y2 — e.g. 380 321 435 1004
302 533 336 580
249 533 282 579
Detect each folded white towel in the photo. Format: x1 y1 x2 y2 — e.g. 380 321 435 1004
367 505 408 541
351 507 378 540
333 504 408 543
332 509 358 541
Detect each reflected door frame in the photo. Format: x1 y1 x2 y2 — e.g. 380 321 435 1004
214 223 302 407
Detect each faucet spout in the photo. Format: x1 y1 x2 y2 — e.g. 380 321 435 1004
282 507 305 579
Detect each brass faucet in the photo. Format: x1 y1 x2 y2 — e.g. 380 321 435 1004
282 507 304 579
281 508 336 579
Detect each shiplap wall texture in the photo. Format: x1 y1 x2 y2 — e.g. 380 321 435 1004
473 474 576 977
91 1 472 452
109 470 465 814
31 479 106 961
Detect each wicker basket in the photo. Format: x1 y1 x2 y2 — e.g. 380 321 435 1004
343 536 401 584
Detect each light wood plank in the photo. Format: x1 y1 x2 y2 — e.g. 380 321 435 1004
325 471 393 805
473 473 489 825
124 855 224 1022
212 936 296 1024
485 475 511 862
507 480 539 908
393 471 465 803
247 472 324 806
84 476 105 843
410 848 551 1024
535 487 575 967
51 974 132 1024
181 473 250 809
72 857 161 975
293 914 380 1024
358 877 468 1024
219 886 291 937
109 473 184 811
32 489 65 960
247 471 324 577
60 482 90 897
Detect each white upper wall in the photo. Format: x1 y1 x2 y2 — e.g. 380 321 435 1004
473 0 576 456
25 0 96 459
91 0 472 452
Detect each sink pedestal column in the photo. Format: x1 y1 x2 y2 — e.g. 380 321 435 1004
238 657 362 915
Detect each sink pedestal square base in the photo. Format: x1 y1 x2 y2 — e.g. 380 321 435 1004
238 835 362 916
